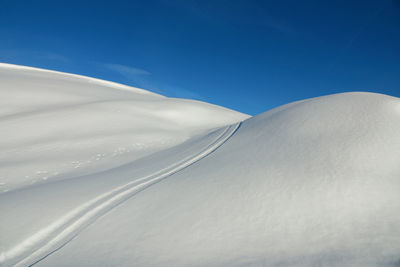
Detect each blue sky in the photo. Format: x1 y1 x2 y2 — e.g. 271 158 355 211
1 0 399 115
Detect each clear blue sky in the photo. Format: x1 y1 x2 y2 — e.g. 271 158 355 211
1 0 399 115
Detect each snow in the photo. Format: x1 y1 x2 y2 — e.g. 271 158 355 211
1 64 400 266
0 63 248 192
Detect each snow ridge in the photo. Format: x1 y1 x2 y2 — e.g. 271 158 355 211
0 122 241 267
0 63 160 96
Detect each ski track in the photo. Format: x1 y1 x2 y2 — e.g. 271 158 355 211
0 122 241 267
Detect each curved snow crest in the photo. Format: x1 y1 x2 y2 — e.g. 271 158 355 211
34 92 400 266
0 63 249 192
0 123 241 267
0 62 160 96
1 63 399 267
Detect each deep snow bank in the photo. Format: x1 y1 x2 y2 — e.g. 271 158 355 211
1 63 399 267
0 63 248 191
35 92 400 266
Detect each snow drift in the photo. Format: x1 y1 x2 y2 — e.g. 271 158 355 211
0 63 248 192
1 63 399 266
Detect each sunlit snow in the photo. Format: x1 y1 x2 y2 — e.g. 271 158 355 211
1 63 399 267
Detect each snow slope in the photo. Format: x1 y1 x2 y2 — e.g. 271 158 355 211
1 64 400 266
0 63 248 192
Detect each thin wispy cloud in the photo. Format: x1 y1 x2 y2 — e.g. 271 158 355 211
100 62 155 92
161 85 205 101
102 63 150 78
100 62 204 100
36 52 70 63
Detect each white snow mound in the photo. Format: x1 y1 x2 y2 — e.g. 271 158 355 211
0 63 248 191
1 63 399 267
35 92 400 267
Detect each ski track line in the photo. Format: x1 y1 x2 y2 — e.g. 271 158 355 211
0 122 241 267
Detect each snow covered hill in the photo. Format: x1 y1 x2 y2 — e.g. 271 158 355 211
0 63 248 192
1 64 399 266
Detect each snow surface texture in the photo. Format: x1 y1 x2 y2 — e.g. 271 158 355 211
1 64 400 267
0 63 248 192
